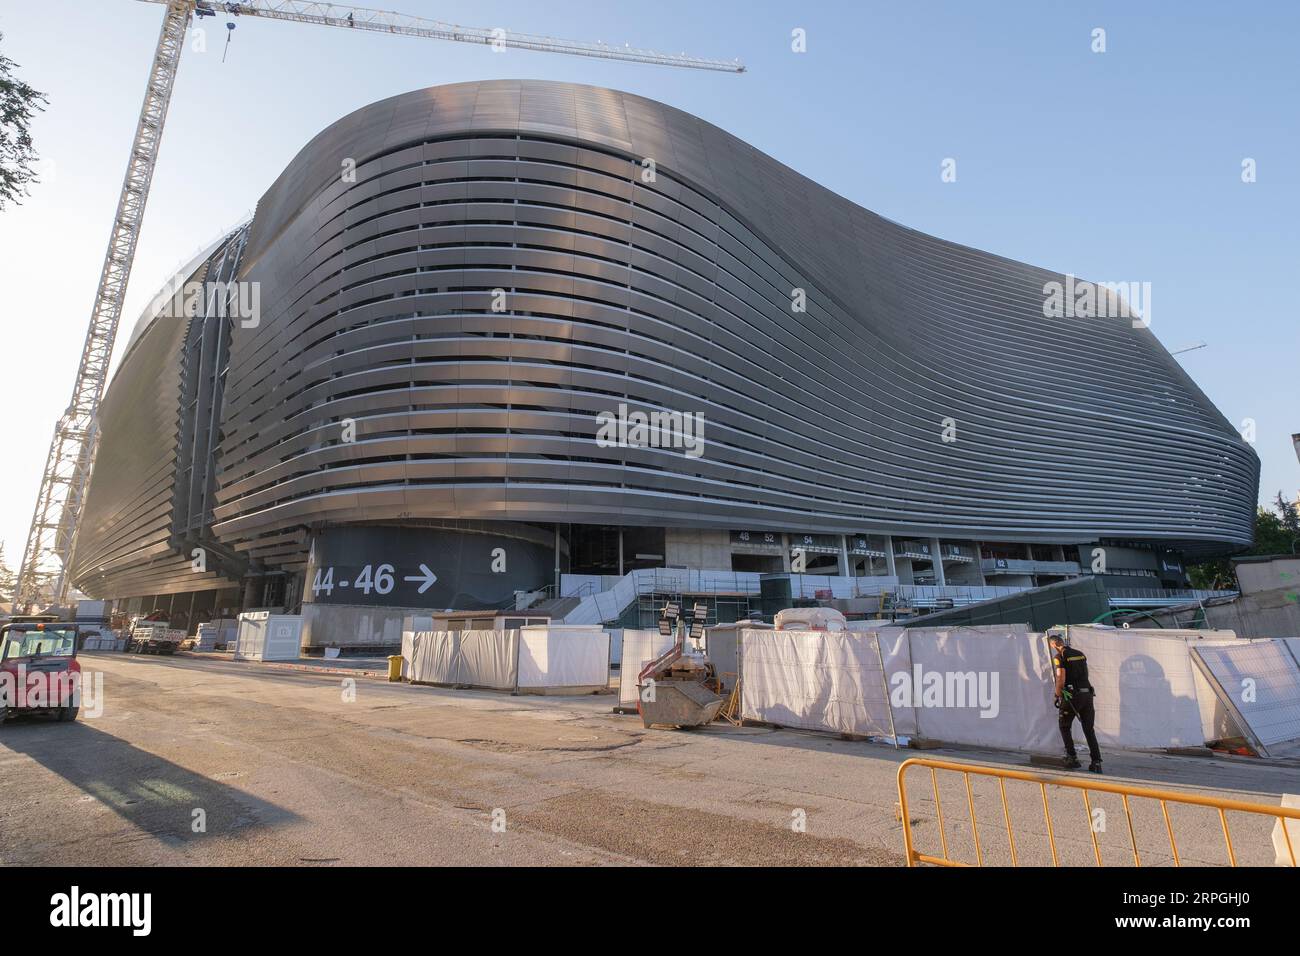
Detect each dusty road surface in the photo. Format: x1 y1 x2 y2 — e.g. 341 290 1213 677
0 652 1293 866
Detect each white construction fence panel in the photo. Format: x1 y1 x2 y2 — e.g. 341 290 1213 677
407 631 456 684
405 630 518 690
702 624 757 696
263 616 302 661
875 628 918 736
400 630 414 679
904 627 1056 752
1192 641 1300 748
458 630 519 690
233 612 302 662
1066 629 1206 749
233 614 265 661
739 628 895 737
400 616 432 680
517 626 609 691
619 629 676 709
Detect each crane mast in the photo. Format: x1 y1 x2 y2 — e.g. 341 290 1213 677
14 1 192 610
12 0 742 611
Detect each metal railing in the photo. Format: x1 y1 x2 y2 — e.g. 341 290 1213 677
897 757 1299 867
1108 588 1238 608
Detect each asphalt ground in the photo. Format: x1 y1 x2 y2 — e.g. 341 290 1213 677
1 651 1294 867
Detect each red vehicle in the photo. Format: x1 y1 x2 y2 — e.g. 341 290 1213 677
0 622 82 724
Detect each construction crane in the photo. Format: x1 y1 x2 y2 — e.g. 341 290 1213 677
12 0 744 612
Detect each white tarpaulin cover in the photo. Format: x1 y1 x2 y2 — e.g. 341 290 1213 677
406 631 456 684
517 626 609 691
619 629 675 709
1192 641 1300 749
614 622 1260 754
405 630 518 690
1069 627 1243 743
459 629 520 689
903 626 1056 752
400 629 415 679
740 628 895 737
702 623 771 695
400 616 433 680
774 607 848 631
875 627 917 736
1066 629 1208 749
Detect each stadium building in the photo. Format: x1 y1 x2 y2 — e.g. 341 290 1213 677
69 80 1259 647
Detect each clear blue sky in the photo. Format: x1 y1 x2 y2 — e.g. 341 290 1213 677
0 0 1296 560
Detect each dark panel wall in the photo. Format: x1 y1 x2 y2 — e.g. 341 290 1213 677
304 525 553 610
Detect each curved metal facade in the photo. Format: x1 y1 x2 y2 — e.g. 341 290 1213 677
83 80 1260 597
71 238 246 599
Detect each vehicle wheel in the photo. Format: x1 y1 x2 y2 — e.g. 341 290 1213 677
57 705 79 722
0 705 8 726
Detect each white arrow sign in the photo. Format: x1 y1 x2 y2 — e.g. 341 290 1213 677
403 563 438 594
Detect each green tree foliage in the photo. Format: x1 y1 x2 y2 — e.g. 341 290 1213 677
1188 493 1300 590
1275 490 1300 536
0 32 47 210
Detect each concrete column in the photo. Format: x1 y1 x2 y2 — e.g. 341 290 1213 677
781 534 792 572
241 575 262 610
618 527 625 577
839 535 851 578
884 536 897 578
930 537 947 587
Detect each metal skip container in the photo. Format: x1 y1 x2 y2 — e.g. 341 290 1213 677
637 677 724 728
636 600 724 729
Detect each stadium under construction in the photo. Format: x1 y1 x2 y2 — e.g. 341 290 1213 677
67 80 1259 648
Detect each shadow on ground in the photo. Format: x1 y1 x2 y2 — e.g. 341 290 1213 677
0 720 297 850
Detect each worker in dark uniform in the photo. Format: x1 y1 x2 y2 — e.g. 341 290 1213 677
1048 630 1102 772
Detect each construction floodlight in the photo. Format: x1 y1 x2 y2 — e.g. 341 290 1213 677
658 618 674 636
661 601 681 620
688 620 705 642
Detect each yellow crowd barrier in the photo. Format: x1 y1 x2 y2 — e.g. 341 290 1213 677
897 757 1300 867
